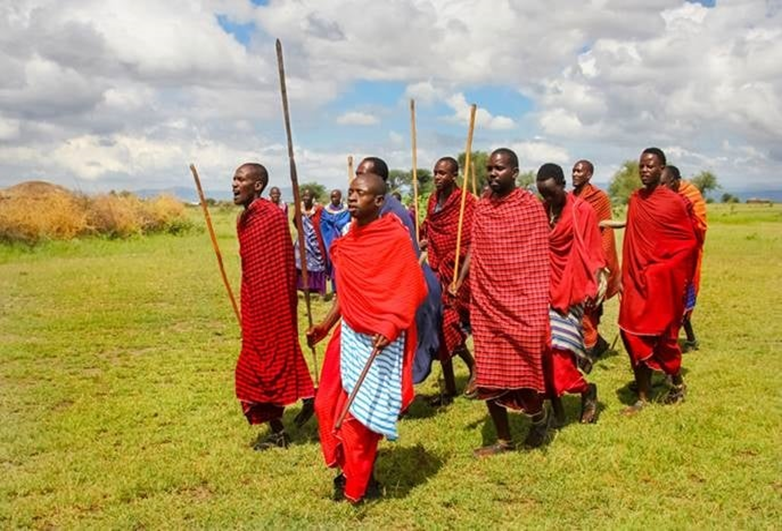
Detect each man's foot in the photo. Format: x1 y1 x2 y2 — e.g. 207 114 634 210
621 400 647 416
251 430 290 451
523 411 550 449
463 373 478 399
592 335 610 359
580 383 598 424
682 339 699 353
332 473 346 501
577 355 594 374
664 383 687 405
364 476 382 501
428 393 454 407
473 440 514 458
294 397 315 428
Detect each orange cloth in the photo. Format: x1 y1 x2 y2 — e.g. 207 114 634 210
573 184 620 299
678 180 707 296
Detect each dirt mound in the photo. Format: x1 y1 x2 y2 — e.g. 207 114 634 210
2 181 73 199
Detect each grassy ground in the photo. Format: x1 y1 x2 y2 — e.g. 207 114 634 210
1 203 780 528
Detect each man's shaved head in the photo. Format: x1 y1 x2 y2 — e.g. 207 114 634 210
355 172 387 196
348 173 386 226
238 163 269 189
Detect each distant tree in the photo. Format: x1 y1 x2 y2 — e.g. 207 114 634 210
298 182 327 203
690 171 720 196
721 192 740 204
517 170 536 191
458 151 489 192
608 160 641 205
386 168 433 198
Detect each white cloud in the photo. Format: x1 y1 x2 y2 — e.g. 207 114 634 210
336 111 379 126
445 93 515 131
508 141 570 169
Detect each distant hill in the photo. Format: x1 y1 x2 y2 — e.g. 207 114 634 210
135 185 294 204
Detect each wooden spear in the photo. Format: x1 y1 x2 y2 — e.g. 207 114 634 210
335 346 381 429
275 39 319 386
347 155 354 185
189 163 241 325
450 104 477 293
410 99 420 241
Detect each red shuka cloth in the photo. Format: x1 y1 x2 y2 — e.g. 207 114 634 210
678 180 707 296
573 183 620 299
548 195 606 313
619 186 698 337
421 188 476 355
315 215 426 501
544 195 604 397
470 188 550 393
235 198 314 424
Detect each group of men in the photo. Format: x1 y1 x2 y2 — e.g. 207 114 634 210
229 146 706 503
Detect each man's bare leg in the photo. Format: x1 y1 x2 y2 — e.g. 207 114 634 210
474 399 513 456
622 364 651 415
253 416 290 450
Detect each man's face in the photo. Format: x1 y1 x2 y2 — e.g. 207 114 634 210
537 178 566 210
433 160 457 191
302 190 314 208
486 152 518 196
330 190 342 207
660 168 679 192
269 188 281 204
572 162 592 189
232 166 261 207
347 175 383 223
639 153 664 189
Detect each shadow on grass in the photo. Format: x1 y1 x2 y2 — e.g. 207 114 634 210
406 373 473 419
375 443 445 500
549 394 607 429
614 368 690 406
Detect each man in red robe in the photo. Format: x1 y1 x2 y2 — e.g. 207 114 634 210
308 173 427 503
419 156 476 405
571 159 620 361
661 165 707 350
620 148 698 414
453 148 551 455
537 163 606 425
232 163 315 450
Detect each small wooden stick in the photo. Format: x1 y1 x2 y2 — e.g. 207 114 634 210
450 104 477 292
276 39 319 386
410 99 420 241
347 155 354 185
335 345 381 429
189 164 241 326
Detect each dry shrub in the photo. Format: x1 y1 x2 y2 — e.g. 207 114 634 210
0 181 193 244
0 184 87 244
85 193 144 238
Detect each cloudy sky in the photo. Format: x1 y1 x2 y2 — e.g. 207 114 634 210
1 0 780 196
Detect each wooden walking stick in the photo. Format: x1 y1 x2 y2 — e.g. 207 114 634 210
450 104 477 293
410 99 420 241
276 39 319 386
347 155 354 185
334 345 381 429
189 163 241 326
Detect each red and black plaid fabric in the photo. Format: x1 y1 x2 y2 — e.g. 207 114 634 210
470 188 550 392
421 188 476 356
235 198 314 424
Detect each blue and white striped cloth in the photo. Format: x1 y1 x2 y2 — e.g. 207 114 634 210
340 322 406 441
549 304 586 358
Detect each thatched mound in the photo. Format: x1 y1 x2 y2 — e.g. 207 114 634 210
2 180 72 198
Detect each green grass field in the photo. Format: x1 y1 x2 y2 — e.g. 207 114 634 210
2 203 781 528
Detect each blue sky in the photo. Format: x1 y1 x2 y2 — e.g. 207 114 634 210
0 0 779 197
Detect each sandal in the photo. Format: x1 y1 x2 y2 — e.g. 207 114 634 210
473 440 514 458
621 400 647 416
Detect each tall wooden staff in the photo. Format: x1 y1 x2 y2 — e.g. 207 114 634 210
189 163 241 325
450 104 477 293
276 39 319 386
410 99 420 240
334 346 381 429
347 155 354 185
